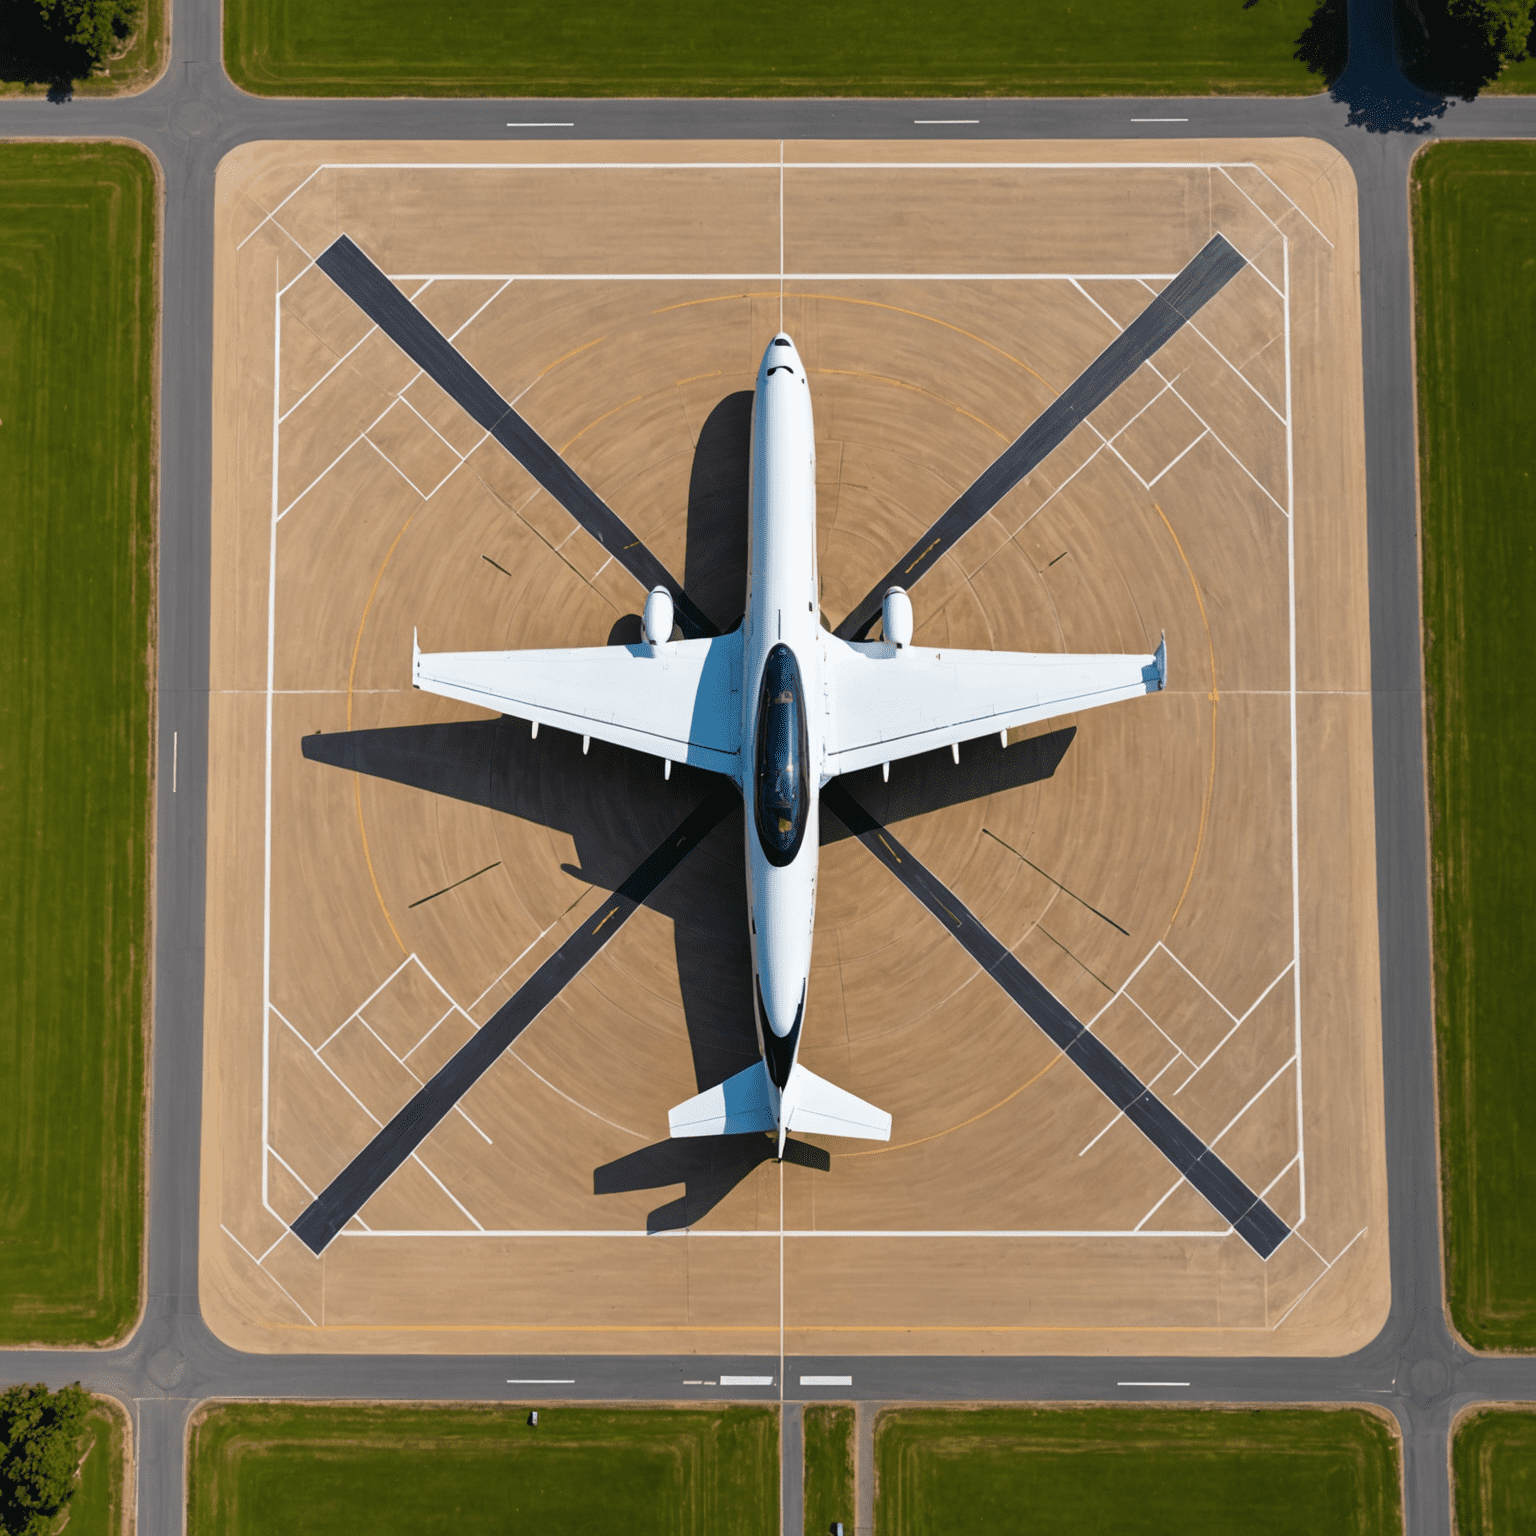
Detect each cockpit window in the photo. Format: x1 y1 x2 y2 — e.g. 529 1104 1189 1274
753 643 809 867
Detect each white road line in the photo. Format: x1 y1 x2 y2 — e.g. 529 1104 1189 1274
506 123 574 128
1283 233 1306 1225
335 1227 1242 1240
1271 1227 1366 1329
1119 1380 1190 1385
801 1376 853 1386
507 1378 576 1383
382 270 1182 283
221 1224 317 1326
1174 961 1295 1093
721 1376 775 1386
278 323 378 423
1146 429 1209 487
267 1145 318 1200
261 276 280 1219
1208 1054 1297 1148
914 118 979 124
1160 944 1240 1023
171 730 177 793
1131 118 1188 123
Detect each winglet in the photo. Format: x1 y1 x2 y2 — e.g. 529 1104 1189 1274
412 627 420 689
1145 631 1167 693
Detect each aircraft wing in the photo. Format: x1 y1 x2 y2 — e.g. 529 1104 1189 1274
823 633 1164 779
413 629 742 777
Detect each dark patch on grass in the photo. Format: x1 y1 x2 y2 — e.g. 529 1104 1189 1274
1414 142 1536 1351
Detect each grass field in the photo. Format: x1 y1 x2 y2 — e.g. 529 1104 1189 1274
0 0 167 96
803 1404 854 1536
188 1403 778 1534
1413 141 1536 1352
874 1406 1401 1534
0 143 156 1345
71 1398 130 1536
1454 1408 1536 1532
224 0 1330 97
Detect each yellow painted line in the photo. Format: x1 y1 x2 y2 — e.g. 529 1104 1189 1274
903 536 943 573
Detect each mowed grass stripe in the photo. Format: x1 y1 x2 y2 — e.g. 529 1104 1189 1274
188 1403 778 1534
0 143 156 1345
803 1404 854 1536
1454 1407 1536 1533
71 1399 131 1536
1413 141 1536 1351
874 1406 1401 1535
224 0 1325 98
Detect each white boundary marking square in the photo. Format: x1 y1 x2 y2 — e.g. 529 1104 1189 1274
239 157 1346 1317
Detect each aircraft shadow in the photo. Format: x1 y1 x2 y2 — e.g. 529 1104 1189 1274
593 1134 831 1232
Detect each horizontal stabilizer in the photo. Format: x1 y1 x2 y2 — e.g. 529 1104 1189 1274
669 1061 776 1138
785 1066 891 1141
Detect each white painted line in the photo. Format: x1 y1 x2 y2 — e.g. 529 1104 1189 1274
171 730 177 792
507 1378 575 1383
800 1375 853 1386
506 122 574 128
720 1375 774 1386
1118 1380 1190 1386
683 1380 705 1385
914 118 979 124
1132 118 1188 122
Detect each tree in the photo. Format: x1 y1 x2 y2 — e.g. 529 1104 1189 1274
0 1383 90 1536
33 0 142 71
1450 0 1535 68
1402 0 1535 94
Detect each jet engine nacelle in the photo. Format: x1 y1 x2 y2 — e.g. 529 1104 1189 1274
643 586 675 646
882 586 913 648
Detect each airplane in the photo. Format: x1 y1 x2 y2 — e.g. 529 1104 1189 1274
411 332 1166 1159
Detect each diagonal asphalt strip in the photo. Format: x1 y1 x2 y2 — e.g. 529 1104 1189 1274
834 232 1248 640
314 234 717 640
291 782 740 1254
821 780 1291 1259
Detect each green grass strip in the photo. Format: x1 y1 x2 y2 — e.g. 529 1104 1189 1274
1454 1407 1536 1533
224 0 1327 98
874 1406 1400 1535
803 1404 854 1535
70 1399 131 1536
1413 140 1536 1351
0 142 156 1346
188 1402 778 1535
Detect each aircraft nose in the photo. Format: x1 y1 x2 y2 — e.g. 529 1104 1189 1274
763 333 801 375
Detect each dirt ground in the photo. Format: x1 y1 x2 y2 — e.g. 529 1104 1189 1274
201 138 1386 1356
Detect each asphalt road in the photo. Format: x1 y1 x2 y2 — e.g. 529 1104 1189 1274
4 0 1536 1530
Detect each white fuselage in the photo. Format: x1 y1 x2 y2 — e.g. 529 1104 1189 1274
740 335 821 1119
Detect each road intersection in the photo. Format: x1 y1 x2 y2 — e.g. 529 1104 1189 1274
3 0 1536 1528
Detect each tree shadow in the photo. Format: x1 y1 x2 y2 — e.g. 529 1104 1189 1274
1397 0 1533 97
594 1134 830 1232
1296 0 1454 132
1295 0 1351 86
0 0 92 91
